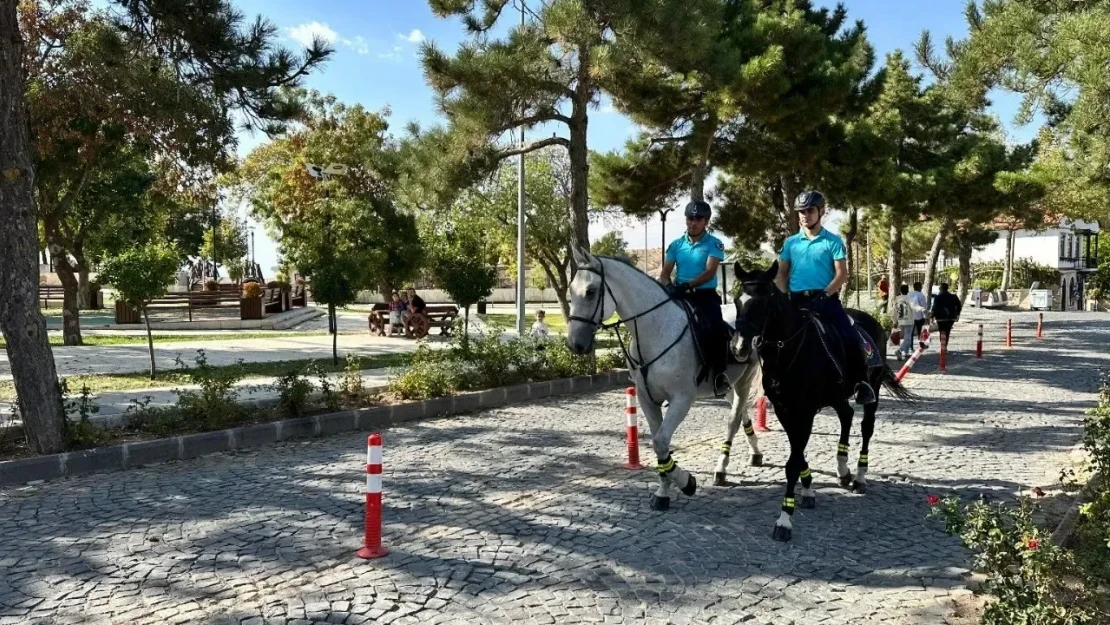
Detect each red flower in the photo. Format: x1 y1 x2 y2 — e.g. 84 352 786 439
927 494 940 506
1032 487 1045 497
1026 538 1040 550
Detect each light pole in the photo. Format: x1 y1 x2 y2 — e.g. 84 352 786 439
307 163 349 365
211 203 219 281
658 207 674 266
515 0 527 337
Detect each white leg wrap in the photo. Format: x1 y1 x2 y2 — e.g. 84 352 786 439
775 511 793 529
714 453 729 475
856 465 868 483
837 456 849 477
800 486 816 499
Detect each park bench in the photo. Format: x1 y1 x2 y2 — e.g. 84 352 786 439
407 305 459 339
39 285 65 308
366 303 391 336
263 288 284 314
114 291 242 323
291 284 307 307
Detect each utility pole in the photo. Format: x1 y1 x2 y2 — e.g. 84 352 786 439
515 0 527 337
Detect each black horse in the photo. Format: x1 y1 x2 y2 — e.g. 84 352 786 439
732 262 917 542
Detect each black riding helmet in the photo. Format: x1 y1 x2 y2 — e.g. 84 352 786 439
684 199 712 220
793 190 826 211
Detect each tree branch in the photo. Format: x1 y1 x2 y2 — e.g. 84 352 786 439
494 111 571 134
499 136 570 158
649 134 694 144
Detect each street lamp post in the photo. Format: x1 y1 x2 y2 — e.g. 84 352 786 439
658 207 674 266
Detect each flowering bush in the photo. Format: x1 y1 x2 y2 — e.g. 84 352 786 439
242 282 263 298
928 495 1102 624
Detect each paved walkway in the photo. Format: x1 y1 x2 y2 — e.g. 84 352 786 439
0 310 1104 624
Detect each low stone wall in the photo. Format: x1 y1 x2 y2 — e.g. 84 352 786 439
0 370 631 488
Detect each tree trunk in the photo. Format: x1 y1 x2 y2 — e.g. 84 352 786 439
0 1 66 454
51 255 83 346
538 260 570 320
922 216 954 311
958 239 973 304
1001 229 1015 290
687 118 718 201
462 305 470 353
77 264 91 310
841 208 858 301
769 177 793 246
143 306 156 380
568 47 592 255
887 219 904 313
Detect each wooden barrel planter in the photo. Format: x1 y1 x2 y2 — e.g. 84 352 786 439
240 297 263 320
114 300 141 324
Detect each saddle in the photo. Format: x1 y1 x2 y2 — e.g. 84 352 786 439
800 308 882 397
678 299 743 395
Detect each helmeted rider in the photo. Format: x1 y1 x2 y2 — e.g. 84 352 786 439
774 190 877 405
658 199 728 389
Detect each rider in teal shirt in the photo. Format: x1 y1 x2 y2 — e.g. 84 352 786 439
660 200 728 390
775 190 877 405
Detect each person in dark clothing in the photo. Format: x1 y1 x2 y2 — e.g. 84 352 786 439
930 283 962 349
406 288 426 314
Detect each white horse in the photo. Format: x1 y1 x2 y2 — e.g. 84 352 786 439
566 244 764 510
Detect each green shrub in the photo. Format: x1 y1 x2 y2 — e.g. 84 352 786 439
274 368 314 417
61 382 113 449
173 350 248 429
340 354 369 404
929 496 1102 624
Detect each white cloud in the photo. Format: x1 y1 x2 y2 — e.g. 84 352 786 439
341 35 370 55
287 21 338 47
379 45 405 62
399 29 425 43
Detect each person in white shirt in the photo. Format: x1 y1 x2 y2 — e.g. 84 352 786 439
530 310 551 350
890 284 916 360
909 282 928 340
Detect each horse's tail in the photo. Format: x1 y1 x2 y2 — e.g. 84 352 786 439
878 363 919 402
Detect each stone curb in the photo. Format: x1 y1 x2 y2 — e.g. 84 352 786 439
1050 471 1103 548
0 370 631 488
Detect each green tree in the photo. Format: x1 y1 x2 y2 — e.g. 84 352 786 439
3 0 329 453
282 184 411 364
955 0 1110 222
421 0 640 253
232 94 421 298
200 211 250 278
428 232 496 351
97 242 180 379
591 232 632 263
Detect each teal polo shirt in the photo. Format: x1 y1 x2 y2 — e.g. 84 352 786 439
665 232 726 289
780 228 847 292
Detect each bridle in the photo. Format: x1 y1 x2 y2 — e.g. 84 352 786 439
568 257 689 404
739 279 810 373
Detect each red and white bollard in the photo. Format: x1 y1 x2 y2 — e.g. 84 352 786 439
976 324 983 359
895 344 926 382
938 335 947 372
1006 318 1013 348
623 387 643 469
356 433 388 559
1036 312 1044 339
754 396 769 432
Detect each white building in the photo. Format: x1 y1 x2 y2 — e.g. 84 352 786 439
971 217 1101 310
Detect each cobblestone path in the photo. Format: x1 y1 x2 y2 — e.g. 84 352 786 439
0 310 1104 625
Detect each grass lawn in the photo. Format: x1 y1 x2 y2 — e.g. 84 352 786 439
0 331 331 349
481 311 568 333
0 352 414 401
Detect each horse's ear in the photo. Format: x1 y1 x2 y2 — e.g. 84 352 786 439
571 242 595 269
734 263 748 281
764 260 779 281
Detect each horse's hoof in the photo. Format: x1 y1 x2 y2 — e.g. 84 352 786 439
750 454 763 467
852 481 867 495
713 472 727 487
771 525 792 542
800 495 816 509
680 474 697 497
839 474 852 489
649 495 670 511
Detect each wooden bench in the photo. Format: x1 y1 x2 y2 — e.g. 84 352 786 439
366 303 390 336
114 291 242 323
407 305 459 339
263 288 284 314
39 285 65 308
291 284 307 307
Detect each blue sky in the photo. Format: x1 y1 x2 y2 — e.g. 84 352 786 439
231 0 1033 275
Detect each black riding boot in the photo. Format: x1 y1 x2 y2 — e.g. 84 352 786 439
853 350 876 405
